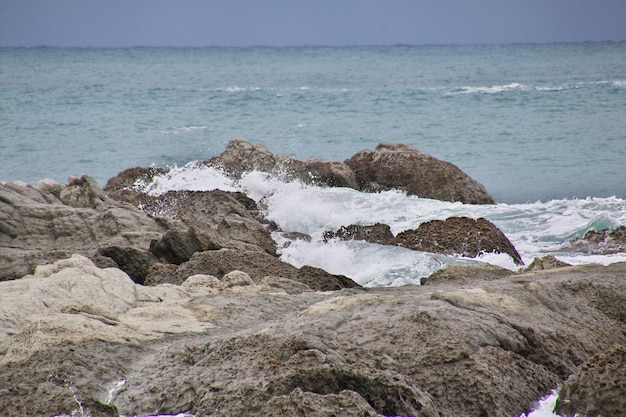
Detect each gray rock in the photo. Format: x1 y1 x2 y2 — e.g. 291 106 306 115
205 139 359 189
556 345 626 417
1 175 279 283
1 258 625 417
345 142 496 204
421 263 514 285
0 176 164 282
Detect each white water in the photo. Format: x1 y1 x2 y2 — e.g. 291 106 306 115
139 163 626 286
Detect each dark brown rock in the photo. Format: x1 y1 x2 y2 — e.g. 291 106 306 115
323 223 394 245
555 345 626 417
103 166 166 207
345 142 496 204
393 216 524 265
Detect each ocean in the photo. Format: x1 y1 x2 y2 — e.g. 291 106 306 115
2 44 625 417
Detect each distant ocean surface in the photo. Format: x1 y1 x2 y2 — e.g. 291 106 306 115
4 44 625 417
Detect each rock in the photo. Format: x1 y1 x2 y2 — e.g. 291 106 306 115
393 216 524 265
421 263 514 285
102 166 166 207
1 258 626 417
344 142 496 204
0 175 279 283
261 387 378 417
181 274 222 289
206 139 358 188
522 255 571 272
171 249 360 291
221 270 254 288
555 345 626 417
565 225 626 255
136 189 278 257
0 176 165 282
323 223 394 245
206 139 495 204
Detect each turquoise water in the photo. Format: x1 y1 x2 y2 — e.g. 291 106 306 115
1 43 625 203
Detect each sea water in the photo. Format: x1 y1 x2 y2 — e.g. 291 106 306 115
3 44 624 417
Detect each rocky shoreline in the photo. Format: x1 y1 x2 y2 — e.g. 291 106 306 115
1 140 625 417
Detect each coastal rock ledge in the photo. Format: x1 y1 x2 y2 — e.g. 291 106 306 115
1 256 625 417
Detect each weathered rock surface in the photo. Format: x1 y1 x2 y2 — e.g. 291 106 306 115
205 139 495 204
0 175 279 283
421 263 514 285
345 142 496 204
394 216 524 265
325 217 524 266
555 345 626 417
564 225 626 255
1 256 625 417
0 176 164 282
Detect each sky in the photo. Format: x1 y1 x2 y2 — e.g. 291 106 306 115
1 0 626 47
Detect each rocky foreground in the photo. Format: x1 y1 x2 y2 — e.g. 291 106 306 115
1 140 625 417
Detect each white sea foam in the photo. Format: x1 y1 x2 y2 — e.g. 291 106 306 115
454 82 529 95
215 85 262 93
140 165 626 286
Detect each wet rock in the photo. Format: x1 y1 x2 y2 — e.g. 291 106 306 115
206 139 358 188
345 142 496 204
140 189 277 257
393 216 524 265
261 387 378 417
323 223 394 245
565 225 626 255
522 255 571 272
555 345 626 417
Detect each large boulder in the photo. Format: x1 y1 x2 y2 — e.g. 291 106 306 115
324 217 524 266
345 142 496 204
1 258 626 417
555 345 626 417
393 216 524 265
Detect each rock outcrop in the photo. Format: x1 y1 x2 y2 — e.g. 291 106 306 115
1 257 625 417
394 216 524 265
204 139 495 204
345 142 496 204
205 139 359 189
325 217 524 266
555 345 626 417
0 175 284 283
